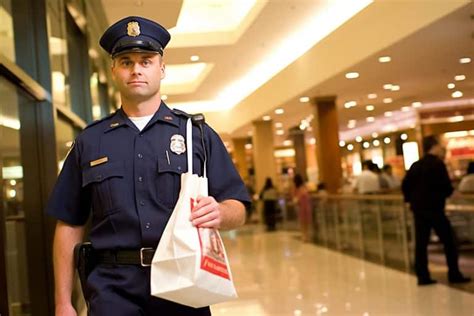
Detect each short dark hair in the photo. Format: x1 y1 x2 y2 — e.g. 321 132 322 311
422 135 439 153
467 162 474 175
293 174 304 188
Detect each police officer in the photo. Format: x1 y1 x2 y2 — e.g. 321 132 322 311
47 16 250 315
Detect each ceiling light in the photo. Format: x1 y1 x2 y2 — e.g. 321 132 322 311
447 83 455 89
373 139 380 146
309 138 316 145
345 72 359 79
366 105 375 111
411 101 422 108
384 111 393 117
400 133 408 140
454 75 466 81
384 137 391 144
378 56 391 63
339 140 346 147
383 84 393 90
344 101 357 108
190 55 200 62
262 115 271 121
275 122 283 128
448 115 465 122
459 57 471 64
355 136 363 142
451 91 463 98
401 106 410 112
372 132 378 138
391 85 400 91
366 117 375 122
368 93 377 99
244 143 253 150
161 94 168 100
275 108 284 115
383 98 393 104
276 129 285 136
347 144 354 151
363 141 370 149
283 140 293 146
299 96 310 103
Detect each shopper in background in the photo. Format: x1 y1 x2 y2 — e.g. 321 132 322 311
260 177 279 231
458 161 474 193
380 164 401 191
293 174 312 242
402 135 471 286
354 160 380 194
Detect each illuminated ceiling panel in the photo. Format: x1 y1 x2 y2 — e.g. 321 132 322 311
161 62 214 95
168 0 266 48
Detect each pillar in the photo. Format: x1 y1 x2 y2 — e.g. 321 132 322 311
232 137 249 180
289 126 307 180
252 120 277 194
312 96 343 193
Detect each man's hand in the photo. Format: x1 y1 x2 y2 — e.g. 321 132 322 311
190 196 222 229
55 303 77 316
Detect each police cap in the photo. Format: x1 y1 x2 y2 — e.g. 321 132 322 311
99 16 171 57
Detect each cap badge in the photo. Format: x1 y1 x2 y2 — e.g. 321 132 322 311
170 134 186 155
127 21 141 37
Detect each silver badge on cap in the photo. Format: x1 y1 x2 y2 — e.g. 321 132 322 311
170 134 186 155
127 21 141 37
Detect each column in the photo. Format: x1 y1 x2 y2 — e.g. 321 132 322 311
252 120 277 194
289 126 307 179
312 96 343 193
232 137 249 180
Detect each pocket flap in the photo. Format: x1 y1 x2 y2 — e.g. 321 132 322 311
157 157 186 174
82 160 124 187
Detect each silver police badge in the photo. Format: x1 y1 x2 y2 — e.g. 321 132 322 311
127 21 141 37
170 134 186 155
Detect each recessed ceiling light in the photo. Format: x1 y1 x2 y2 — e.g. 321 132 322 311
411 101 422 108
345 72 359 79
373 139 380 146
383 84 393 90
384 111 393 117
244 143 252 150
276 129 284 135
454 75 466 81
383 98 393 104
347 144 354 151
344 101 357 108
384 137 391 144
366 116 375 122
452 91 463 98
190 55 200 62
363 141 370 149
339 140 346 147
275 108 284 115
401 106 410 112
378 56 391 63
355 136 363 142
299 96 310 103
368 93 377 99
308 137 316 145
161 94 168 100
447 83 455 89
283 140 293 146
459 57 471 64
275 122 283 128
366 105 375 111
372 132 378 138
400 133 408 140
391 85 400 91
262 115 271 121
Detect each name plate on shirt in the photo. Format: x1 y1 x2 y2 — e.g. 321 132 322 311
90 157 108 167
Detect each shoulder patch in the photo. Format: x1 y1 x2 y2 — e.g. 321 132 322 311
171 109 206 126
84 111 117 130
171 108 192 118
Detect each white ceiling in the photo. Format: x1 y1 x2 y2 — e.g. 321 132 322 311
100 0 474 146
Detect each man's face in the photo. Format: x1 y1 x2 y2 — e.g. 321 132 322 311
111 52 165 102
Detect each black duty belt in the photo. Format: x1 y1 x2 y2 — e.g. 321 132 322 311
96 248 155 267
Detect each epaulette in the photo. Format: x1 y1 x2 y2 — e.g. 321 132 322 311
84 111 117 130
172 109 206 126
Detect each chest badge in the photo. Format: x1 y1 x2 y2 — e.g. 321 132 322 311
170 134 186 155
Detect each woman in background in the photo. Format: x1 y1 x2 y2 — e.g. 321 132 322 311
260 177 278 231
293 174 312 242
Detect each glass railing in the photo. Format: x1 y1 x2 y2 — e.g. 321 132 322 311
310 193 474 273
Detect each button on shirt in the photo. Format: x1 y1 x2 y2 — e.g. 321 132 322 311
46 103 250 249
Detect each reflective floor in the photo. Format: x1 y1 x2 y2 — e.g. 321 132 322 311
213 226 474 316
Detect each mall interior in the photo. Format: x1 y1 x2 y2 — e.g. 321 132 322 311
1 0 474 315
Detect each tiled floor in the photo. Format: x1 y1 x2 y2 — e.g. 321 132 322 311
212 226 474 316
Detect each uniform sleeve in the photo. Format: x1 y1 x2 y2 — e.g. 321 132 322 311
45 139 91 225
204 125 251 208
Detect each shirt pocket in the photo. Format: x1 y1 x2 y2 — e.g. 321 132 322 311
156 157 185 209
82 160 125 218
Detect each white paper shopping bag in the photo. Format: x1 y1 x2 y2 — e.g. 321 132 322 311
150 118 237 308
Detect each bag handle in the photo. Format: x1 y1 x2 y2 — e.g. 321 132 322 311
186 118 207 177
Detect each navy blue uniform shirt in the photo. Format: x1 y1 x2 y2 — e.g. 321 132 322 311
47 103 250 249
